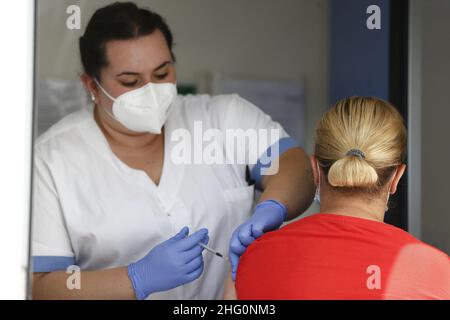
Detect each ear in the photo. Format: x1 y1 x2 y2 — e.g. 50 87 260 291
310 155 320 187
389 164 406 194
80 73 98 100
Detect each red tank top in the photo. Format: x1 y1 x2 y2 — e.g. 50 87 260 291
236 213 450 300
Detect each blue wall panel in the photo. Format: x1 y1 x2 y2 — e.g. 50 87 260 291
329 0 390 104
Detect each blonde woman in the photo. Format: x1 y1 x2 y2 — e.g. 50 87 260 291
225 97 450 300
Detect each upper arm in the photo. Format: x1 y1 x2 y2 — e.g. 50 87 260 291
208 94 300 188
259 146 309 189
223 269 237 300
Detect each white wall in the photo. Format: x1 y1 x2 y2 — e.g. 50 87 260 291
0 0 34 299
418 0 450 254
37 0 329 153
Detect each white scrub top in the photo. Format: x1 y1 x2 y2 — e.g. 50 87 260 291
32 94 290 299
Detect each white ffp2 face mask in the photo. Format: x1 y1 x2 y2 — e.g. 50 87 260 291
94 79 177 134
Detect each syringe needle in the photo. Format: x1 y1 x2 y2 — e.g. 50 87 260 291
198 242 228 261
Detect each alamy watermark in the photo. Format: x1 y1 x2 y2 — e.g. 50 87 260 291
66 265 81 290
367 5 382 30
66 5 81 30
170 121 281 176
366 265 381 290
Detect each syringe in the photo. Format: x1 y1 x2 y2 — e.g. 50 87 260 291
198 242 229 261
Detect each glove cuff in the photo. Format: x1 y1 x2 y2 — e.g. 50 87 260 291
127 262 148 300
256 199 288 221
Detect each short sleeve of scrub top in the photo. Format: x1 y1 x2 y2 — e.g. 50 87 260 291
32 152 75 271
206 94 299 187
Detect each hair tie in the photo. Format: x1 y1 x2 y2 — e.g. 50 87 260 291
346 149 366 159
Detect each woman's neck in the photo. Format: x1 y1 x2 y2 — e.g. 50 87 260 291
319 192 386 223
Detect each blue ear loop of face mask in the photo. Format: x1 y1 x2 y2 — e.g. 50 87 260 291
314 162 321 205
385 173 395 212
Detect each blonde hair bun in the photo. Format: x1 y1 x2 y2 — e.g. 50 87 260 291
328 153 378 187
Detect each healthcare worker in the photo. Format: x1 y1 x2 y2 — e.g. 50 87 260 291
32 2 314 300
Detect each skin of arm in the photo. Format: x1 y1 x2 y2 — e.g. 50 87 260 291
223 269 237 300
33 267 136 300
258 147 315 220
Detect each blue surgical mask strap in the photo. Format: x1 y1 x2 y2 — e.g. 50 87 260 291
314 161 321 205
385 172 396 212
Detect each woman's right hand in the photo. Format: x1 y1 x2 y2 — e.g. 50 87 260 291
127 227 209 300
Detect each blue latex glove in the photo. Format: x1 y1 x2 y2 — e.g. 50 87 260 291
127 227 209 300
229 199 287 281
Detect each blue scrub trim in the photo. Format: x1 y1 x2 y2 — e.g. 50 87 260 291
251 137 300 188
32 256 76 273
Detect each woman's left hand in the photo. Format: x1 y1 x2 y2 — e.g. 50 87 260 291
228 199 287 281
